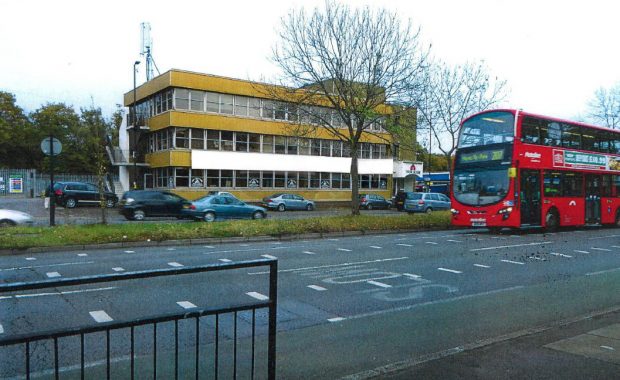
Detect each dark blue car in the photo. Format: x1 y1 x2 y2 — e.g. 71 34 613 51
182 195 267 222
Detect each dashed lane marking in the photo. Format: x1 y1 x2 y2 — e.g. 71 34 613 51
219 259 232 263
328 238 339 241
501 259 525 265
46 272 61 278
203 246 289 255
550 252 573 258
369 246 383 249
328 317 345 322
112 267 125 272
0 261 95 272
248 257 409 275
307 285 327 291
261 254 278 260
447 239 463 243
167 248 176 251
240 244 249 247
425 242 438 245
591 247 612 252
474 264 491 268
177 301 197 309
304 251 316 255
168 262 183 267
397 244 413 247
204 245 215 249
574 250 590 254
25 257 36 261
470 242 552 252
246 292 269 301
89 310 113 323
0 323 3 334
11 287 117 299
612 246 620 249
601 345 615 351
437 268 462 274
367 280 392 288
124 250 135 253
77 253 88 257
337 248 352 252
586 267 620 276
402 273 422 279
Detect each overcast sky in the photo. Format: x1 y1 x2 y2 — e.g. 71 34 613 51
1 0 619 122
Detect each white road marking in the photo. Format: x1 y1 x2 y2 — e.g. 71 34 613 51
612 246 620 249
25 257 36 261
77 253 88 257
588 234 620 240
272 242 282 245
328 238 339 241
46 272 61 278
600 345 615 351
369 246 383 249
112 267 125 272
240 244 249 247
474 264 491 268
7 287 117 300
397 243 413 247
204 245 215 249
167 248 176 251
0 323 3 334
124 250 135 253
437 268 462 274
425 242 438 245
168 262 183 267
447 239 463 243
0 261 95 272
261 254 278 260
402 273 422 279
501 259 525 265
470 242 552 252
177 301 197 309
219 259 232 263
248 257 410 275
591 247 612 252
574 250 590 254
367 280 392 288
307 285 327 291
586 267 620 276
337 248 352 252
246 292 269 301
328 317 345 322
550 252 573 258
204 246 289 255
303 251 316 255
89 310 113 323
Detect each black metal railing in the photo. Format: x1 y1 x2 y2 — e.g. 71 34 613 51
0 259 278 379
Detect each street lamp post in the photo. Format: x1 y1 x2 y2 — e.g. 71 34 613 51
132 60 141 189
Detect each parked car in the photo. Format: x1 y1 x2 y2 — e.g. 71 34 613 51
206 191 238 199
359 194 391 210
0 209 34 227
50 181 118 208
404 192 451 214
183 195 267 222
393 191 417 211
119 190 192 221
261 193 315 211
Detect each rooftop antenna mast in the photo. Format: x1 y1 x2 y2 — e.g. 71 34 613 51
140 22 160 81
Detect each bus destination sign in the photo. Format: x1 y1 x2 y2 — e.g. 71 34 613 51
459 149 504 164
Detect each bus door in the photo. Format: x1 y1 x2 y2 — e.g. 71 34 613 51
585 174 601 224
520 170 541 225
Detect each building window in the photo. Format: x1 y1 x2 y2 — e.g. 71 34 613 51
274 136 286 154
249 134 261 153
299 172 309 188
275 171 286 187
175 128 189 149
342 173 351 188
287 104 299 122
235 170 248 187
332 141 343 157
191 129 204 149
221 170 233 187
359 174 371 189
332 173 342 188
287 172 298 188
274 102 287 120
234 96 249 116
220 94 234 114
190 169 204 187
320 140 331 157
206 92 219 113
310 172 320 188
175 89 190 110
249 98 261 118
320 172 331 188
206 170 219 187
262 100 274 119
262 135 274 153
249 171 261 188
175 168 189 187
379 175 388 189
287 137 298 155
190 90 205 111
311 140 321 156
262 171 274 187
207 130 220 150
299 138 310 155
221 131 234 151
235 132 249 152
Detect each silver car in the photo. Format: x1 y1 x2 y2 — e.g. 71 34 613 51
0 209 34 227
404 192 451 214
261 193 315 211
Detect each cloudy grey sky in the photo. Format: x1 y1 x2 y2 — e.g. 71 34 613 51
1 0 618 121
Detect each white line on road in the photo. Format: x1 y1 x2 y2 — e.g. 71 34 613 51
261 254 278 260
574 250 590 254
307 285 327 291
167 248 176 251
600 345 615 351
369 246 383 249
89 310 113 323
396 243 413 247
303 251 316 255
337 248 352 252
591 247 612 252
203 245 215 249
124 250 135 253
550 252 573 258
204 246 289 255
177 301 197 309
367 280 392 288
402 273 422 279
425 242 438 245
248 257 410 275
470 242 552 252
588 234 620 240
246 292 269 301
46 272 61 278
272 242 283 245
219 259 232 263
9 287 117 299
168 262 183 267
473 264 491 268
501 259 525 265
612 246 620 249
0 261 95 272
77 253 88 257
240 244 249 247
586 267 620 276
437 267 462 274
328 238 339 241
447 239 463 243
328 317 345 322
25 257 36 261
112 267 125 272
0 323 3 334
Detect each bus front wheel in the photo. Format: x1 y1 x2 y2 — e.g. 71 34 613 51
545 210 559 232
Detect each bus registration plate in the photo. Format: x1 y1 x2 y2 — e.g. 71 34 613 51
471 219 487 227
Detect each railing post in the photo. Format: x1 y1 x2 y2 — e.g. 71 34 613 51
267 260 278 380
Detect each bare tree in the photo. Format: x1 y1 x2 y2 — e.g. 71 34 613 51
587 84 620 129
416 61 507 171
268 1 428 215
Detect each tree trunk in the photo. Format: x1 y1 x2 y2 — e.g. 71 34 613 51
445 154 453 173
350 146 360 216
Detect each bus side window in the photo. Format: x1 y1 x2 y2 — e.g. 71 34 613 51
521 119 540 144
614 175 620 197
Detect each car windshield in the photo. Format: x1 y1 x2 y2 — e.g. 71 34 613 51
453 167 509 206
195 195 215 203
458 111 515 149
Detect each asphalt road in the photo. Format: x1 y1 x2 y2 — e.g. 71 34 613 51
1 227 620 378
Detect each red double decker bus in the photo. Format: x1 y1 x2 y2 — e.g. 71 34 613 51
450 109 620 231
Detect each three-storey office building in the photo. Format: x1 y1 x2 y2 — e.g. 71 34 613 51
116 69 418 201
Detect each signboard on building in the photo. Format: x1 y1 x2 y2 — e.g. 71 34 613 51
393 161 423 178
9 175 23 193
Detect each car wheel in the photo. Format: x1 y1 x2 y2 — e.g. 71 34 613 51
203 212 216 222
133 209 146 221
0 219 16 228
306 204 314 211
545 210 559 232
65 198 77 208
105 199 116 208
425 207 433 214
367 204 373 210
252 211 265 220
277 204 286 212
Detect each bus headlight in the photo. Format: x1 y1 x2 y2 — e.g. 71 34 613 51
450 208 459 215
498 207 513 220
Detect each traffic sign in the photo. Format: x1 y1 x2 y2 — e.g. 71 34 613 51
41 137 62 156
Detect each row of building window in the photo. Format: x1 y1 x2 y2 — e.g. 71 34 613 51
543 171 620 197
147 127 391 159
522 117 620 154
150 168 389 190
132 88 387 131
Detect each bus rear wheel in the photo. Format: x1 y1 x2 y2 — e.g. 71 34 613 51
545 210 559 232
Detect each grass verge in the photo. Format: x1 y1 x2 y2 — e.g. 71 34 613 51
0 212 451 250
